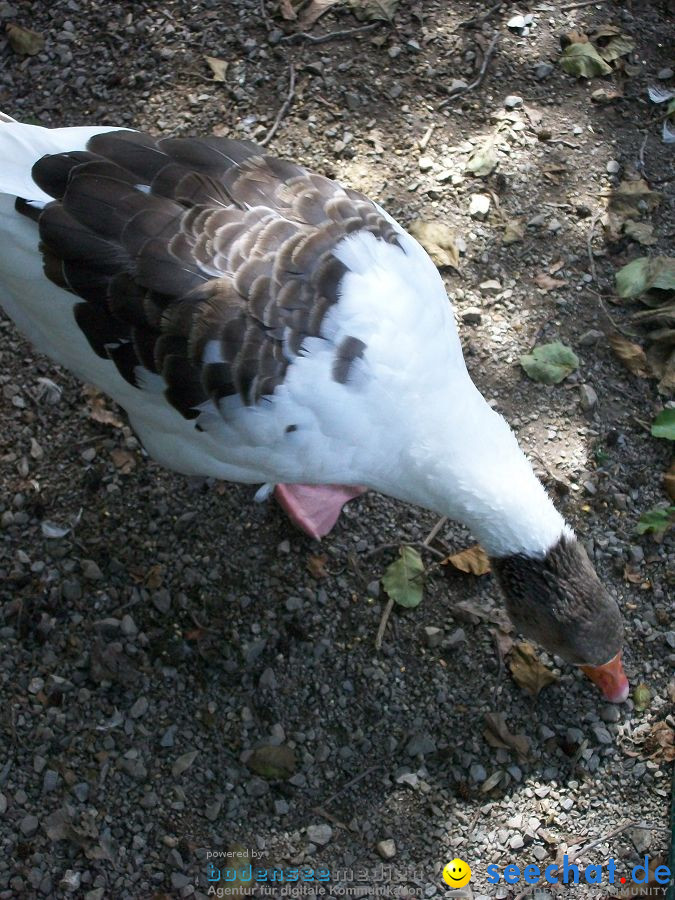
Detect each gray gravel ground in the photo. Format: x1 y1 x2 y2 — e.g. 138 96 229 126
0 0 673 898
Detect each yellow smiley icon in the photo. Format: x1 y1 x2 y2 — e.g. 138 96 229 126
443 858 472 889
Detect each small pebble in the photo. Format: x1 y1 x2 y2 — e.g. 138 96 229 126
606 160 620 174
307 823 333 846
376 839 397 860
504 94 523 109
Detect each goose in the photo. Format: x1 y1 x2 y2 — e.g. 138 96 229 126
0 114 628 703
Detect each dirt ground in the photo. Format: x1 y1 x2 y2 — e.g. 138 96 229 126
0 1 673 898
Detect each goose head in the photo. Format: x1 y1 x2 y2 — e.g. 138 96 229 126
491 534 628 702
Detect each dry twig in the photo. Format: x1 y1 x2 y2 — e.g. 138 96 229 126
459 2 502 28
560 0 609 10
281 22 379 44
375 596 394 650
439 33 499 108
260 64 296 147
586 212 602 284
322 764 382 805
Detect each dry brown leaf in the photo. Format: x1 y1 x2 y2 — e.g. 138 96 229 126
608 334 651 378
110 448 136 474
508 641 557 696
534 273 568 292
82 386 123 428
145 564 164 590
444 545 491 576
6 22 44 55
549 259 565 275
307 554 328 578
664 461 675 501
408 220 460 269
624 220 657 246
643 720 675 763
204 56 228 82
483 712 530 758
298 0 340 28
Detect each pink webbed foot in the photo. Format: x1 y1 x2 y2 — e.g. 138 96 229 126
274 483 367 539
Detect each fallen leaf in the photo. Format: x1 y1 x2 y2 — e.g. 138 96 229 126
608 334 650 378
520 341 579 385
616 256 675 299
663 462 675 501
204 56 228 81
559 41 612 78
643 721 674 763
483 712 530 758
444 545 491 576
171 749 199 777
503 219 524 244
110 448 136 474
534 272 568 292
632 682 651 711
622 565 643 584
508 642 557 696
651 408 675 440
145 564 164 589
246 745 296 779
596 32 634 62
83 385 123 428
349 0 399 21
307 553 328 578
623 220 657 246
298 0 341 27
382 546 424 609
609 179 660 219
6 22 44 55
636 505 675 537
408 220 460 269
646 332 675 395
465 139 497 177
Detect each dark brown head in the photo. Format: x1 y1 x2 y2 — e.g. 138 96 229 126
491 534 628 702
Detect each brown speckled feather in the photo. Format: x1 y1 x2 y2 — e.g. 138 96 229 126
21 130 401 419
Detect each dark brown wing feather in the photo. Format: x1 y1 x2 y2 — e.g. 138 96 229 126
21 130 401 419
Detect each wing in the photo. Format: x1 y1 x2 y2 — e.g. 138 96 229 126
19 130 402 422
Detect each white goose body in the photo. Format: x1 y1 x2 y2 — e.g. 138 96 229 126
0 115 630 699
0 116 567 558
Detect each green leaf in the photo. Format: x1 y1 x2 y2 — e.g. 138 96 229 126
616 257 675 298
519 341 579 385
651 408 675 440
636 505 675 536
559 42 612 78
382 546 424 609
597 33 635 62
633 682 651 712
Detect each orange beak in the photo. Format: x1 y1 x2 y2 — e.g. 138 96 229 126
580 651 629 703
